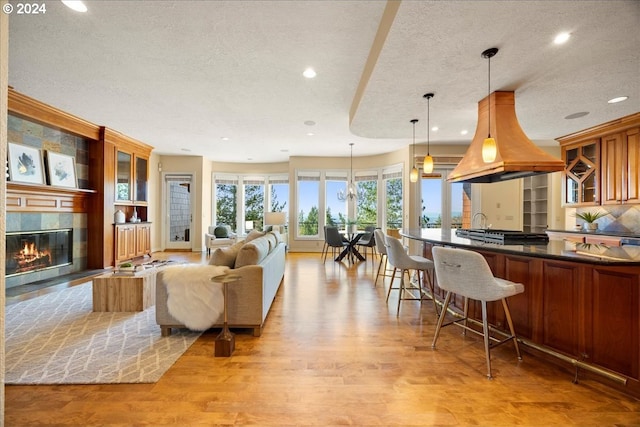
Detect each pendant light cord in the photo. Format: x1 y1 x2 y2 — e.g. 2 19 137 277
487 54 491 138
427 97 430 155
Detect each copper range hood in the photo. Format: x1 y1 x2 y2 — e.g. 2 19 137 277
447 91 564 183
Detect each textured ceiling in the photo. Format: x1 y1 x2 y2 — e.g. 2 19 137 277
7 0 640 163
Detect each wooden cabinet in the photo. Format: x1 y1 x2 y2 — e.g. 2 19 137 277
561 140 600 206
136 223 151 257
100 127 153 267
558 113 640 207
116 149 149 203
115 223 151 263
523 175 549 233
601 127 640 205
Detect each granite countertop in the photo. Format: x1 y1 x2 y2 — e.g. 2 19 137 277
400 228 640 266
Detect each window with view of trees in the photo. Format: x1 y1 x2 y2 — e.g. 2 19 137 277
244 178 264 232
384 170 403 230
215 175 288 234
215 178 238 232
356 173 377 229
297 172 320 236
325 173 347 229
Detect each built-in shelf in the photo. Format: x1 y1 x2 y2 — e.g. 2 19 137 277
523 175 548 233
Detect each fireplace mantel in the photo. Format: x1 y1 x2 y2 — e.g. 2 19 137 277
6 182 96 213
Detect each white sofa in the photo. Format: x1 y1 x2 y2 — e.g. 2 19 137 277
204 225 238 255
156 230 286 337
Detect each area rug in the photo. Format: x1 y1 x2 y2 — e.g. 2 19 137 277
5 282 202 384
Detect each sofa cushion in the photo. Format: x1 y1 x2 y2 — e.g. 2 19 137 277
244 229 265 243
235 236 270 268
214 225 230 238
209 241 243 267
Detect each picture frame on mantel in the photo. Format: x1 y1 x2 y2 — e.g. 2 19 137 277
7 142 46 185
45 151 78 188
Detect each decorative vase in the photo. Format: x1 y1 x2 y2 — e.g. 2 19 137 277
114 209 125 224
587 223 598 232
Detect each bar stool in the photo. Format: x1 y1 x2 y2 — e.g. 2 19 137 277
373 229 395 288
430 246 524 379
384 234 438 316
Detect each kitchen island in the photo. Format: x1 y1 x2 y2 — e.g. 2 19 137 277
401 228 640 398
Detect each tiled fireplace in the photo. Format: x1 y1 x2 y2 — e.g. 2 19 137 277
6 229 73 277
5 212 87 289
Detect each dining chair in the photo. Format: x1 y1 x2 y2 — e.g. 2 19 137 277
384 234 438 316
320 226 330 260
323 226 349 263
430 246 524 379
356 225 377 262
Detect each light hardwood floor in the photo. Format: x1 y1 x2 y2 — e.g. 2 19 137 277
5 252 640 426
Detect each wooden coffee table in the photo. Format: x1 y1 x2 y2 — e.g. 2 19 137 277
92 269 157 312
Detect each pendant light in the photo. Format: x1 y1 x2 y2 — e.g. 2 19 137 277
409 119 419 183
337 143 357 201
423 93 434 173
481 47 498 163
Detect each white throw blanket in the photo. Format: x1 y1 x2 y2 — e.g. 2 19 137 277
163 264 230 331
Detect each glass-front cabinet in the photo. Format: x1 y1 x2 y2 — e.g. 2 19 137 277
116 151 132 201
135 156 148 202
116 150 148 203
562 140 599 206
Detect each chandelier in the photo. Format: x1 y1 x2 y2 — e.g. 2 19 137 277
337 143 357 201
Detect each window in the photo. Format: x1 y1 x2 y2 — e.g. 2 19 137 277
383 168 403 230
355 172 378 228
243 177 265 232
325 172 347 228
268 175 289 213
420 168 467 229
215 176 238 233
297 171 320 236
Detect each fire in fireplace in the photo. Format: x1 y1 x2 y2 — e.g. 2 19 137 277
6 229 73 277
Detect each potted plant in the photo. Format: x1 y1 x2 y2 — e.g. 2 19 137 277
574 210 606 231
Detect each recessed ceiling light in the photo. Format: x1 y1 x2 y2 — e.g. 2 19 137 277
247 158 253 161
303 68 317 79
181 148 191 152
608 96 629 104
280 149 289 153
306 132 314 136
565 112 589 120
61 0 88 12
304 120 316 126
460 130 468 135
554 32 571 45
431 126 439 132
221 137 229 141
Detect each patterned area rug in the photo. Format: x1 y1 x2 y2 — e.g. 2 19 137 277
5 282 201 384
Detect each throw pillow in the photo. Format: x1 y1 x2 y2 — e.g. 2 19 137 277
209 241 243 267
214 225 229 238
235 236 270 268
244 229 265 243
264 232 277 251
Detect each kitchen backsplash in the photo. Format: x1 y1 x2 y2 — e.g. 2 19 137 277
576 205 640 235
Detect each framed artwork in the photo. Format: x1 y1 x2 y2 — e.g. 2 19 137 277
46 151 78 188
7 142 46 185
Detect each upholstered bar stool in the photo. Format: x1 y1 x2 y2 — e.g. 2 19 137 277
384 235 438 316
430 246 524 379
373 229 396 288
